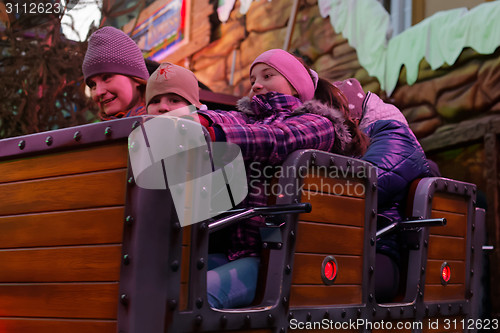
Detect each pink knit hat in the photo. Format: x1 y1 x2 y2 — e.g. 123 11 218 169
250 49 318 102
146 63 201 108
82 26 149 83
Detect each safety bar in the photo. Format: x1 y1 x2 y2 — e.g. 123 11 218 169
376 218 447 239
208 203 311 233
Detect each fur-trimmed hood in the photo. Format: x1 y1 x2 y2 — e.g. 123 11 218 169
237 95 352 153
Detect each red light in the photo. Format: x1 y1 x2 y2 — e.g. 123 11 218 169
441 263 451 284
324 261 337 280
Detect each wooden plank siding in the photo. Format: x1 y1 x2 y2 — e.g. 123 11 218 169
424 192 468 302
290 173 365 306
0 142 129 332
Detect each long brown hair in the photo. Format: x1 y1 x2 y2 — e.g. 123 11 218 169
296 57 369 157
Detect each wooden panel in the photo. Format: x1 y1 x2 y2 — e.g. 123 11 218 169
303 174 365 198
0 318 116 333
0 283 119 319
0 143 128 183
424 284 465 302
295 222 364 255
299 192 365 227
432 193 468 214
0 245 121 282
290 285 362 306
427 235 466 260
292 253 362 285
0 207 124 248
0 169 127 216
426 260 466 285
430 210 467 237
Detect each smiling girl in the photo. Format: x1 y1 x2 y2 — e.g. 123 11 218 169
82 26 149 120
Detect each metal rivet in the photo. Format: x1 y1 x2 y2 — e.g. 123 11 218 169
168 299 177 310
104 126 112 136
194 315 202 326
369 266 374 274
262 242 268 249
424 240 428 247
285 265 291 275
45 136 53 146
277 242 282 249
120 294 128 305
288 312 294 320
306 312 312 321
323 311 329 319
173 222 181 232
132 120 140 130
197 258 205 270
220 315 227 327
267 314 274 324
125 215 134 225
421 267 425 274
357 308 361 317
449 304 452 310
244 315 251 326
400 307 404 314
341 310 346 318
387 308 391 314
372 308 377 316
123 254 130 265
437 304 441 312
371 209 376 217
127 176 135 185
282 297 288 305
18 140 26 150
196 297 203 308
369 294 374 302
170 260 179 272
73 131 81 141
280 328 285 333
372 183 377 191
470 269 474 276
199 222 207 232
370 238 375 246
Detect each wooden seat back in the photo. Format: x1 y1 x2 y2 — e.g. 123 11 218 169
0 120 137 332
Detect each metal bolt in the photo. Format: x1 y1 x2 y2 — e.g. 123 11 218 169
45 136 53 146
196 297 203 308
220 315 227 327
285 265 291 275
73 131 81 141
194 315 202 326
276 242 283 249
123 254 130 265
323 311 329 319
372 308 377 316
357 308 361 317
400 307 404 314
132 121 140 130
288 312 294 320
127 176 135 185
104 126 112 136
369 266 374 274
170 260 179 272
370 238 375 246
18 140 26 150
125 215 134 225
197 258 205 270
267 314 274 325
168 299 177 310
341 310 346 318
372 183 377 191
282 297 288 305
306 312 312 321
244 315 251 326
120 294 128 305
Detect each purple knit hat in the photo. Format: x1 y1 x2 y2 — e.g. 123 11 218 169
82 26 149 83
250 49 318 102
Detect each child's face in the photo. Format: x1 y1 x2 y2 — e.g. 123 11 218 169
249 63 297 98
147 93 191 115
88 74 142 116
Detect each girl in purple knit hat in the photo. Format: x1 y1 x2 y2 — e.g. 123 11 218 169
82 26 149 120
198 49 369 309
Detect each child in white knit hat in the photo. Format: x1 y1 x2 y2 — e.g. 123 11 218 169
82 26 149 120
146 63 204 116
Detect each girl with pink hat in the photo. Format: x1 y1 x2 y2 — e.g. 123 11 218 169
198 49 369 309
82 26 149 120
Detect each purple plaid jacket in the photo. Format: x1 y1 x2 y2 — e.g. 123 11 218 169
199 92 351 260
